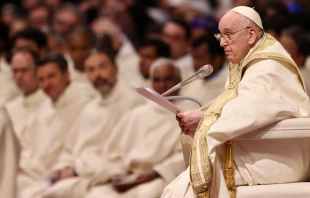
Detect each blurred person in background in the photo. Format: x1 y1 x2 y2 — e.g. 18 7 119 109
99 0 138 46
52 3 84 37
263 1 289 18
44 0 64 13
12 28 48 56
262 14 287 40
65 26 96 84
0 22 21 107
0 3 20 26
0 21 11 74
45 29 67 54
5 49 48 144
17 52 91 198
162 18 194 78
91 17 143 88
20 0 41 13
138 39 171 87
28 6 50 31
0 108 20 198
9 17 30 39
85 58 186 198
181 34 227 105
189 17 218 42
166 0 212 21
40 48 143 198
280 25 310 94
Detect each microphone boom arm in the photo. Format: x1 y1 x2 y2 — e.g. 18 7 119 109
165 96 203 107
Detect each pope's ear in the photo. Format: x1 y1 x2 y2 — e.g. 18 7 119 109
248 28 257 45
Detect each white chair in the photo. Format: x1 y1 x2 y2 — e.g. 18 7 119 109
224 118 310 198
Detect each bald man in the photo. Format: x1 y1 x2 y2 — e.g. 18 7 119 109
162 6 310 198
86 58 194 198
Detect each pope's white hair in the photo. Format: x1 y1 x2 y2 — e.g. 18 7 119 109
149 58 181 80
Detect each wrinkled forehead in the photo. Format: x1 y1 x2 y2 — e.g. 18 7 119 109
219 12 243 32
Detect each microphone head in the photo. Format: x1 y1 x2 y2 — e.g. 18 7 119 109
197 64 213 78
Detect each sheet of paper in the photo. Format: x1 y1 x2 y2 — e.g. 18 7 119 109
135 88 182 114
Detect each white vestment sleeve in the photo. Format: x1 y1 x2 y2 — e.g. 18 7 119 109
153 142 185 183
0 108 21 198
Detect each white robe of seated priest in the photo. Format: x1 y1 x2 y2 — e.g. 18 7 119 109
0 108 20 198
161 35 310 198
180 66 228 105
5 89 49 142
174 54 196 81
0 72 20 107
17 83 91 198
83 101 187 198
36 81 143 198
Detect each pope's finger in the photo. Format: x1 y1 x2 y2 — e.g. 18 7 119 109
176 112 184 120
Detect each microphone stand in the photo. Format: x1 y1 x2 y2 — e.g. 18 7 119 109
165 96 203 107
160 64 213 108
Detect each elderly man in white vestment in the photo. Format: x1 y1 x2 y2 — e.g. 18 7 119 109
84 58 195 198
0 108 20 198
37 48 143 198
161 6 310 198
181 34 227 105
17 52 91 198
5 49 49 143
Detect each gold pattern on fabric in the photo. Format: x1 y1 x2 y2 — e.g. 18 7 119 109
189 33 305 198
190 64 241 198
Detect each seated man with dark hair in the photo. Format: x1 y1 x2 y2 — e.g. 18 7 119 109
35 48 143 198
138 39 171 87
18 52 92 198
12 28 48 56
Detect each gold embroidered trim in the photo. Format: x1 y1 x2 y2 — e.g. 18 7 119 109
189 33 305 198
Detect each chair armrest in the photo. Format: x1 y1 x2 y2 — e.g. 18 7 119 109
234 118 310 140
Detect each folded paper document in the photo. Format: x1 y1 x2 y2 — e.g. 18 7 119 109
135 88 182 114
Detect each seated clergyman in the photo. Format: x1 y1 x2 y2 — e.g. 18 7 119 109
85 58 190 198
161 6 310 198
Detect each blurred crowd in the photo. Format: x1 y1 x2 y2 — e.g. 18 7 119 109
0 0 310 198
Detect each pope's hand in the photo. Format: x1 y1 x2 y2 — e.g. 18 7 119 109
176 110 204 136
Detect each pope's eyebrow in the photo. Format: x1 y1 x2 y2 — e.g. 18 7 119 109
223 28 233 32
